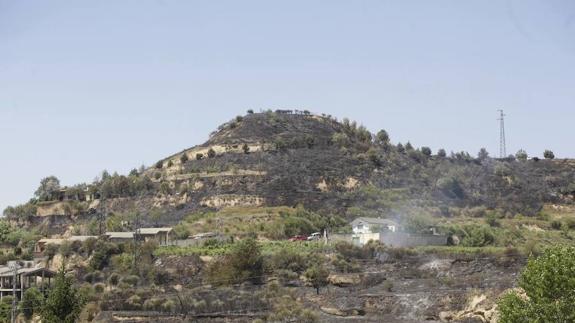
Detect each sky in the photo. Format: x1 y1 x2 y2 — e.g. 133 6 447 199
1 0 575 211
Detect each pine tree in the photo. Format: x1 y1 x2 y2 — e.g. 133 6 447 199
42 265 84 323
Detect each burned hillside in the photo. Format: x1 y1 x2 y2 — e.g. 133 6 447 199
4 110 575 227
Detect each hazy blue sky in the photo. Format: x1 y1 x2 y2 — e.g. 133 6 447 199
1 0 574 211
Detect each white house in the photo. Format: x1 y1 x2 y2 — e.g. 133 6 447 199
351 217 398 234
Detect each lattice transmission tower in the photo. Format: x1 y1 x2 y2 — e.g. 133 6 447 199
498 109 506 158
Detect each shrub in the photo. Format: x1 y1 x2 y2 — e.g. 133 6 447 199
180 154 189 164
20 287 43 319
207 148 216 158
543 150 555 159
93 283 105 294
268 248 309 273
247 109 254 114
550 220 562 230
421 146 432 156
143 298 164 311
461 225 495 247
242 143 250 154
205 238 263 286
486 213 500 227
121 275 139 287
515 149 528 161
304 262 329 295
108 273 120 286
564 218 575 230
155 161 163 169
498 246 575 321
437 148 447 157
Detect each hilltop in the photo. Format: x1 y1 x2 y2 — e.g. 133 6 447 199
4 109 575 233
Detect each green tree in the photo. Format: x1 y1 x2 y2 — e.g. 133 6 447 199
304 263 330 295
375 130 390 146
477 148 489 160
498 246 575 322
20 287 44 319
0 296 13 322
205 238 263 285
35 176 61 201
543 150 555 159
515 149 528 161
180 154 189 163
437 148 447 158
421 146 432 157
42 265 85 323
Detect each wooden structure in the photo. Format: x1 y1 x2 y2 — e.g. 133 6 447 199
138 228 173 246
0 262 55 300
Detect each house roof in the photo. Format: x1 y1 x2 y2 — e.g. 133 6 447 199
104 232 134 239
0 266 56 278
37 236 97 245
138 228 173 235
351 217 398 226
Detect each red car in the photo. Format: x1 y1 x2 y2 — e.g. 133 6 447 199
289 235 308 241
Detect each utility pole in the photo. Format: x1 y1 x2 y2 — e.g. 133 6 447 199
98 197 106 235
9 261 20 323
498 109 506 158
133 211 141 273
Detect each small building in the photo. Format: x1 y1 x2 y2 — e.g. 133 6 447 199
0 261 55 300
351 217 398 234
104 228 173 246
35 236 98 254
138 228 173 246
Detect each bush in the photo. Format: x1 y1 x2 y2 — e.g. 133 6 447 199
543 150 555 159
205 238 263 286
196 153 204 160
108 273 120 286
515 149 528 161
437 149 447 157
121 275 139 287
304 262 329 295
207 148 216 158
93 283 105 294
180 154 189 164
550 220 562 230
155 161 163 169
421 146 432 156
268 248 309 273
486 213 500 227
461 225 495 247
498 246 575 322
20 287 43 319
242 144 250 154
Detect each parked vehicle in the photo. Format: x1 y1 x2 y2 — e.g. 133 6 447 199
307 232 322 241
289 235 308 241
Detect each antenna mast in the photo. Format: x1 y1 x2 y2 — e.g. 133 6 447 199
498 109 506 158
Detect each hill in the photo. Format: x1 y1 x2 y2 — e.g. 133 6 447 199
4 109 575 232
